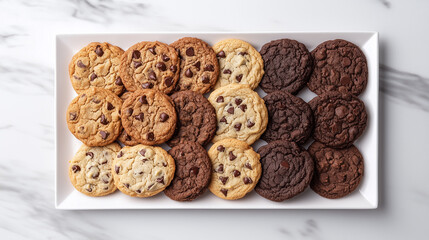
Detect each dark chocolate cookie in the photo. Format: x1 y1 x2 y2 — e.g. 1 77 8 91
167 90 217 147
308 39 368 96
308 141 364 199
309 91 367 148
262 91 313 145
255 140 314 202
165 142 212 201
259 39 313 94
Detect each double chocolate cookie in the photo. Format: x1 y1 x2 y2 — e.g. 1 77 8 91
170 37 219 94
308 39 368 96
255 140 314 202
308 141 364 199
168 90 217 147
262 91 313 145
259 39 313 94
120 41 180 94
164 142 212 201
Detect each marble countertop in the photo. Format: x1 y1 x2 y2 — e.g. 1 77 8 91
1 0 428 239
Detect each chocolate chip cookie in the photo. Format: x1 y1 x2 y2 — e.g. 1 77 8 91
69 42 125 95
112 144 175 197
309 91 367 148
164 142 212 201
119 41 180 94
168 90 217 147
212 39 264 90
67 87 123 146
308 39 368 96
170 37 219 94
208 84 268 145
121 89 177 145
308 141 364 199
259 39 313 94
262 91 313 145
255 140 314 202
208 138 261 200
69 143 120 197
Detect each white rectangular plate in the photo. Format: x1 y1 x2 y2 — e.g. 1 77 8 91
56 32 378 209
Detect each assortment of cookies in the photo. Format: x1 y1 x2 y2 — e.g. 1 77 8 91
66 37 368 201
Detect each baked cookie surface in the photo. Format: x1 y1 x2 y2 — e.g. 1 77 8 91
69 42 125 95
119 41 180 94
112 145 175 197
208 84 268 145
66 87 123 146
170 37 219 94
212 39 264 90
69 143 120 197
208 139 261 200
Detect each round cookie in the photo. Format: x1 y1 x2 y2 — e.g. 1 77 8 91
112 144 175 197
168 90 217 147
69 143 120 197
69 42 125 95
309 91 367 148
119 41 180 94
208 138 261 200
121 89 177 145
212 39 264 90
66 87 123 146
308 39 368 96
259 39 313 94
262 91 313 145
308 141 364 199
170 37 219 94
164 142 212 201
208 84 268 145
255 140 314 202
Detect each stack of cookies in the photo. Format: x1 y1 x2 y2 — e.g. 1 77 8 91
66 37 367 202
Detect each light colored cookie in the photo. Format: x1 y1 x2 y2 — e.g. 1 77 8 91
112 145 175 197
208 84 268 145
208 138 261 200
212 39 264 90
69 42 125 95
69 143 120 197
66 87 123 146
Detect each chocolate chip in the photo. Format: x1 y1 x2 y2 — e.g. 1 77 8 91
239 104 247 112
229 152 236 161
202 76 210 84
95 45 103 57
139 95 148 104
117 151 123 158
92 98 101 104
132 50 141 59
165 77 173 87
217 51 226 58
235 98 242 105
236 74 243 82
136 189 141 193
160 113 169 122
162 162 167 167
216 96 224 103
69 112 77 120
156 176 165 184
139 149 146 156
72 165 81 173
86 186 93 192
247 120 255 128
100 131 109 139
219 176 228 185
147 183 154 190
126 108 133 116
185 68 193 78
101 159 107 164
245 162 252 170
148 46 156 55
134 61 142 68
90 73 97 81
107 102 114 110
281 161 290 169
115 165 120 173
156 62 166 71
204 64 214 72
234 123 242 131
124 183 130 188
194 61 201 71
103 179 109 184
162 54 170 62
170 65 177 73
85 151 94 159
100 114 108 125
217 164 224 173
134 113 144 121
243 177 253 184
190 167 199 176
220 116 227 123
217 145 225 152
142 82 154 89
186 47 195 56
92 172 99 179
220 189 228 196
227 107 234 114
73 75 81 80
147 132 154 141
148 70 157 80
239 52 247 56
125 134 131 141
223 69 232 74
233 170 241 177
77 60 86 68
115 77 123 86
